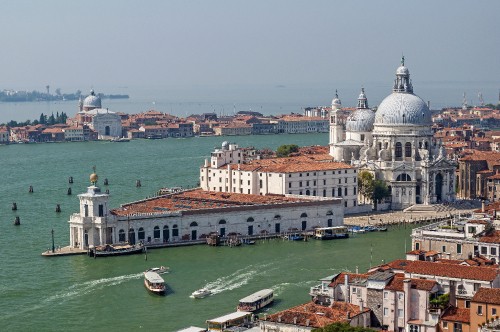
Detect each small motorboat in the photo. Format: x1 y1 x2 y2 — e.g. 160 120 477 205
145 266 169 274
190 288 212 299
144 271 166 295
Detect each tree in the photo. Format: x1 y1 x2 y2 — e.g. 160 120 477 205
39 113 46 124
357 171 374 204
372 180 391 210
48 112 56 125
313 322 375 332
276 144 299 157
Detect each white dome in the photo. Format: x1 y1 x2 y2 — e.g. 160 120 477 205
374 93 431 126
346 108 375 132
396 65 409 75
83 90 102 109
331 97 341 109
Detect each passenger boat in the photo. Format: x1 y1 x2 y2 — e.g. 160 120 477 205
144 271 166 295
88 243 144 257
190 288 212 299
313 226 349 240
145 266 169 274
237 289 274 312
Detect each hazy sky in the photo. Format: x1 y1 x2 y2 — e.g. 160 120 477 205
1 0 499 93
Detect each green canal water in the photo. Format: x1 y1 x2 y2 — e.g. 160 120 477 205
0 133 414 331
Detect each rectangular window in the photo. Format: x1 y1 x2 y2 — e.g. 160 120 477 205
323 179 326 185
383 292 388 299
491 247 497 256
338 179 341 184
288 182 292 188
259 180 262 188
84 204 88 217
481 246 487 255
306 181 310 186
453 323 462 332
383 308 388 316
313 180 316 186
478 305 483 315
344 187 348 196
465 301 470 308
457 244 462 254
98 204 104 217
442 245 446 253
398 309 403 317
492 308 497 315
443 322 448 329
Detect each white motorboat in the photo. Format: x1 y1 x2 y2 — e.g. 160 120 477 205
190 288 212 299
144 266 169 274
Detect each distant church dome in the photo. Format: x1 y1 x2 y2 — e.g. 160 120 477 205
83 89 102 109
346 88 375 132
331 90 342 110
374 57 432 126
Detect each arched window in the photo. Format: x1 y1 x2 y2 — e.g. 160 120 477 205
405 142 412 157
323 189 326 197
138 227 145 240
305 190 310 195
313 190 316 196
118 229 126 242
172 224 179 237
300 213 308 218
219 219 226 224
326 210 333 216
153 226 160 239
274 215 281 220
396 173 412 181
247 217 254 222
128 228 136 244
332 188 335 196
190 222 198 227
395 142 402 158
338 187 342 197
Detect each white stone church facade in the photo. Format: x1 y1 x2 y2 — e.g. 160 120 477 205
329 59 457 210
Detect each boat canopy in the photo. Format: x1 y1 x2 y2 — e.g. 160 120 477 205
239 289 273 303
206 311 252 324
144 271 164 283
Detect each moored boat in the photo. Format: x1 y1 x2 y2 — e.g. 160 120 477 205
237 289 274 312
88 243 144 257
314 226 349 240
190 288 212 299
144 271 166 295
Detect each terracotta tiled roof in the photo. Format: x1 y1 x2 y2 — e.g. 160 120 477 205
479 230 500 244
264 301 369 328
404 260 499 281
384 275 437 292
328 272 369 288
474 201 500 213
441 306 470 323
224 154 352 173
111 188 317 216
472 288 500 305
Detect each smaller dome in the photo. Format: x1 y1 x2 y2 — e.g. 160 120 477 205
396 65 409 75
346 108 375 132
331 90 342 110
222 141 229 149
83 90 102 109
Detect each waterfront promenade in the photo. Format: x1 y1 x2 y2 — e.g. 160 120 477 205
344 201 481 226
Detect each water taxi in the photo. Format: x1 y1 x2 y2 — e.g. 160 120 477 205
237 289 274 312
313 226 349 240
144 271 166 295
191 288 212 299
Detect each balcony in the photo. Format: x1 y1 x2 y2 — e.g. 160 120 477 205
309 285 330 297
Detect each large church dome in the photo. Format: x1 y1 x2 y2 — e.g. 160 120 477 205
374 93 431 125
83 89 102 109
374 58 432 126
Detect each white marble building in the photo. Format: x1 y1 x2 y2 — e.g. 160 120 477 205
76 90 122 139
69 172 344 249
200 142 360 209
329 58 457 209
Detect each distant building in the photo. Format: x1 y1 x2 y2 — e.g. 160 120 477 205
0 126 9 143
75 90 122 139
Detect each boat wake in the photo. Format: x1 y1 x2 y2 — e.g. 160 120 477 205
270 280 317 296
45 272 143 303
203 262 278 295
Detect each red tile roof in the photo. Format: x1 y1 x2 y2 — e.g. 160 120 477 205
328 272 370 288
264 301 369 328
479 230 500 244
111 188 319 216
441 306 470 323
405 260 499 281
384 275 437 292
472 288 500 305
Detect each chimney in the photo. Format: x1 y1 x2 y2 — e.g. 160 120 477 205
449 281 457 307
404 279 411 322
482 200 485 213
278 315 281 323
344 274 350 302
293 317 297 325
